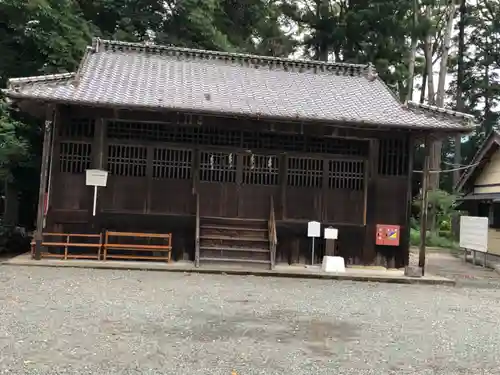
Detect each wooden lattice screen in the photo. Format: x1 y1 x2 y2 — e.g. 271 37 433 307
153 148 192 180
378 138 409 176
59 142 92 173
329 160 365 190
200 151 236 183
242 154 279 185
287 157 323 188
108 145 147 177
106 120 368 156
59 118 95 139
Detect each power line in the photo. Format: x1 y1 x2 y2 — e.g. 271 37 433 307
413 161 481 174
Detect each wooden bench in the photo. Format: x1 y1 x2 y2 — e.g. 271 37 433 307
30 233 103 260
103 231 172 262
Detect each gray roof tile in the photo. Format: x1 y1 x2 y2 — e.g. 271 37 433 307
5 39 475 131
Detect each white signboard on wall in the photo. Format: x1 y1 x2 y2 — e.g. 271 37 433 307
459 216 488 253
307 221 321 237
86 169 108 187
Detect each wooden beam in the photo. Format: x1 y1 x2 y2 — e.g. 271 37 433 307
34 105 55 260
419 136 430 275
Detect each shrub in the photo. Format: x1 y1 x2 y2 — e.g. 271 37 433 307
409 228 458 249
0 220 30 254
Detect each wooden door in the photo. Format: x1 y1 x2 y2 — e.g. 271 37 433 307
198 150 238 217
237 153 280 219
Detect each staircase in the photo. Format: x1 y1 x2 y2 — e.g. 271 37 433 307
197 216 272 269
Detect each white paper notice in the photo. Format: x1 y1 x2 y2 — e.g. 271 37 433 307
324 227 338 240
307 221 321 237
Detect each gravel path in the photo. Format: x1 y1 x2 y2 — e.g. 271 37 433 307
2 265 500 374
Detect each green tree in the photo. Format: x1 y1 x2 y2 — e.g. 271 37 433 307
0 104 30 182
159 0 295 56
0 0 92 84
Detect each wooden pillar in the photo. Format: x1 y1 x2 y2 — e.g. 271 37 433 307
403 135 415 267
279 153 287 220
364 139 379 265
34 105 55 260
91 119 106 230
45 108 60 230
419 136 430 275
321 157 329 221
236 153 243 217
145 145 154 214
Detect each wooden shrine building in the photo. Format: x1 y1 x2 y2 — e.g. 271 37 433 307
3 39 474 268
456 131 500 256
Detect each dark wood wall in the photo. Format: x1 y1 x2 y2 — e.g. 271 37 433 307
45 105 413 267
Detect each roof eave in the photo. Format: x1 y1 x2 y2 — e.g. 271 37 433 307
2 93 474 134
455 130 500 192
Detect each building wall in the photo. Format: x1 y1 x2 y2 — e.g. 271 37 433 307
45 105 413 268
487 228 500 256
474 150 500 194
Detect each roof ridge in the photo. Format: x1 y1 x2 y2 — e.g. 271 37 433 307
90 37 374 77
7 73 76 89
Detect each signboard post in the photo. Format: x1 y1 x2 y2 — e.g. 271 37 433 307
459 216 488 267
324 227 338 256
85 169 108 216
307 221 321 265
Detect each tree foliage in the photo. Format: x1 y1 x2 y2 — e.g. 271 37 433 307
0 0 499 225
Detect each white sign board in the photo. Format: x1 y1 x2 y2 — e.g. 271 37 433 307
459 216 488 253
324 227 338 240
307 221 321 237
86 169 108 187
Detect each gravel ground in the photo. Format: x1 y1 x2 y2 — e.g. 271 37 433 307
2 266 500 375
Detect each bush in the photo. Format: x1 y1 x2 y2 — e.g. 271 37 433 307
0 220 30 254
409 228 458 249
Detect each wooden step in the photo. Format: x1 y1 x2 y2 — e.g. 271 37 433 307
200 246 269 253
200 235 268 242
199 257 271 264
201 217 267 229
200 225 267 232
201 216 266 223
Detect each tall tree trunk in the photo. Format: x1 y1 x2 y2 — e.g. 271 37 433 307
428 2 456 233
424 6 436 106
453 0 466 188
484 63 492 134
436 3 456 107
406 0 419 102
420 63 427 104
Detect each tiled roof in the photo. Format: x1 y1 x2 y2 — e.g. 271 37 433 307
4 38 475 131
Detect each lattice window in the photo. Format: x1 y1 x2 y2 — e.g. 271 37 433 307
108 145 147 177
107 121 161 140
243 154 279 185
107 121 242 147
59 118 95 139
307 137 368 156
329 160 365 190
287 157 323 187
378 138 409 176
106 120 368 156
59 142 92 173
153 148 192 179
200 151 236 183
